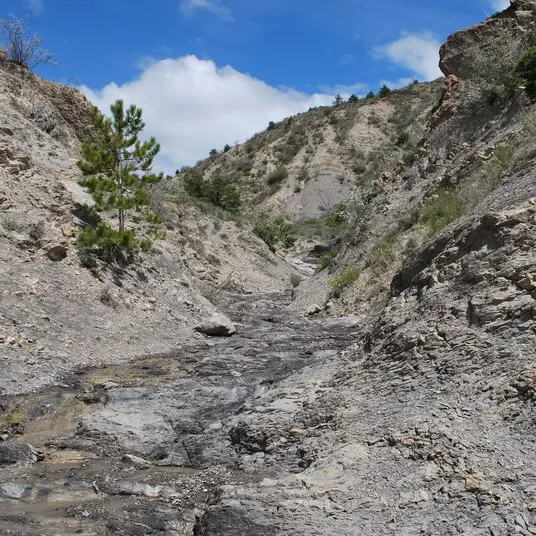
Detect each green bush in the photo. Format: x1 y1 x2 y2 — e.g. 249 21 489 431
1 215 19 232
253 215 296 252
418 188 464 234
365 230 399 269
517 43 536 101
316 243 341 273
290 274 303 288
402 147 419 166
396 132 410 146
183 172 241 211
331 267 360 298
77 222 151 265
266 166 289 185
378 84 391 98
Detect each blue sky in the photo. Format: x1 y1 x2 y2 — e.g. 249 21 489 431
1 0 510 170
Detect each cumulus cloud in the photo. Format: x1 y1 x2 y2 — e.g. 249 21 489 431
24 0 44 15
81 56 333 172
376 32 442 81
489 0 510 11
179 0 233 20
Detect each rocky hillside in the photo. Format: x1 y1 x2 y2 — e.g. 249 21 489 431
2 1 536 535
0 56 295 395
172 80 442 222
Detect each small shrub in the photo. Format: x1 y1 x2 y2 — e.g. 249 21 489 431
100 287 119 308
253 214 296 252
0 16 54 69
290 274 303 288
368 111 382 127
207 253 221 266
402 147 419 166
366 230 399 269
331 267 360 298
352 162 367 174
316 243 341 273
183 172 241 212
517 40 536 101
418 188 464 234
329 115 339 126
77 223 149 265
267 166 288 186
1 215 19 232
396 132 410 146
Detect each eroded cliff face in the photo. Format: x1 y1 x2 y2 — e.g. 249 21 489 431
2 4 536 535
438 0 535 79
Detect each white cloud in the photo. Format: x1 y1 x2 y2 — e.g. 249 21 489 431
25 0 44 15
376 32 442 81
179 0 233 20
489 0 510 11
81 56 334 172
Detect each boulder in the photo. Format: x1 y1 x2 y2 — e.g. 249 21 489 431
195 314 236 337
306 304 322 316
45 244 68 262
0 443 37 465
439 1 527 80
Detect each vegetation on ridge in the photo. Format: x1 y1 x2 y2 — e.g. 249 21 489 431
0 16 54 69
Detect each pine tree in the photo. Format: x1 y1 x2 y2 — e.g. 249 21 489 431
333 94 344 107
77 100 163 260
378 84 391 97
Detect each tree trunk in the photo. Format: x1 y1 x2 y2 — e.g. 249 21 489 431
118 158 125 233
118 206 124 233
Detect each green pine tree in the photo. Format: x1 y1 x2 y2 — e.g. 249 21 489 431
333 94 344 107
77 100 163 260
378 84 391 97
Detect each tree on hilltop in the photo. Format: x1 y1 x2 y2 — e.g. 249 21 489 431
378 84 391 97
0 16 54 69
333 94 344 107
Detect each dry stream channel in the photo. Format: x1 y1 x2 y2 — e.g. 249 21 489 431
0 292 359 535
